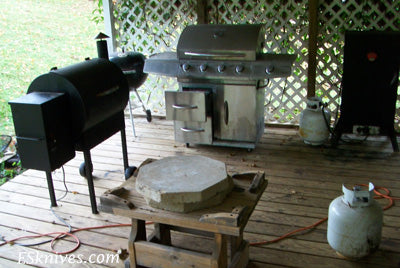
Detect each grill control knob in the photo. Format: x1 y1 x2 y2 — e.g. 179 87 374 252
235 65 244 74
266 66 275 74
182 63 191 72
217 64 225 73
199 64 207 72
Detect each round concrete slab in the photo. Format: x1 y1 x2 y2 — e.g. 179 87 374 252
143 185 233 213
135 155 233 211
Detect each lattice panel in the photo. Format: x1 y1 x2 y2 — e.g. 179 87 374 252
207 0 309 124
107 0 399 127
317 0 400 127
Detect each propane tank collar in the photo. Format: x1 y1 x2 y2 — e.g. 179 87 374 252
342 183 374 207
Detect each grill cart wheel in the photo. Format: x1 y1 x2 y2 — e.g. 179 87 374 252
146 109 152 122
79 162 93 178
125 166 137 180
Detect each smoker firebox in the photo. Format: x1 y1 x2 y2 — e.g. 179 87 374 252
9 92 74 171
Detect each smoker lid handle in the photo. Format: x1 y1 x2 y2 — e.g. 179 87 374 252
16 136 43 142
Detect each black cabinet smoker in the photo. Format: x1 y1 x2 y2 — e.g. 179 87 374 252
332 31 400 151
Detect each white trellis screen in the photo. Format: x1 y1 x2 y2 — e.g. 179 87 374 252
104 0 399 128
316 0 400 128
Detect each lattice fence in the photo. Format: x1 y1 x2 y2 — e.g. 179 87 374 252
111 0 198 115
106 0 399 127
206 0 309 124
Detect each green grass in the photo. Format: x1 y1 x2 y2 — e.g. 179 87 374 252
0 0 102 135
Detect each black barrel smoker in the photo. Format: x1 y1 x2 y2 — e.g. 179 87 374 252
9 36 147 214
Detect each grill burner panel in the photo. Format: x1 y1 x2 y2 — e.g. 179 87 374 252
144 24 295 82
145 53 295 81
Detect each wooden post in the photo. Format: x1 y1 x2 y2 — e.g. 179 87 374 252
230 235 242 260
211 233 227 268
197 0 208 24
307 0 319 98
148 223 171 245
128 219 146 268
103 0 118 53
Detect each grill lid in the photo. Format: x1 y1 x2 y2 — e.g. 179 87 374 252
177 24 264 61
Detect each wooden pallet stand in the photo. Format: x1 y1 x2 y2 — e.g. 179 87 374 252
100 169 267 268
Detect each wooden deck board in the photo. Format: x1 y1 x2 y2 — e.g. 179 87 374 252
0 117 399 267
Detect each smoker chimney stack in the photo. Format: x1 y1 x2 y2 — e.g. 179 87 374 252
95 32 110 59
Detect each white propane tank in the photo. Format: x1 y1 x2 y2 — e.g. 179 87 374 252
299 96 331 145
327 183 383 259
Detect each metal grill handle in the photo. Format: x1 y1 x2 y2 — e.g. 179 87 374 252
180 127 204 133
184 52 246 58
172 104 198 110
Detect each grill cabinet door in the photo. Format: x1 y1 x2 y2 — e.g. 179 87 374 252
214 84 265 143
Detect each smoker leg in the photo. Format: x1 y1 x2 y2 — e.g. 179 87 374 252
83 150 98 214
121 126 136 180
331 120 343 148
128 97 136 137
390 136 399 152
133 88 152 123
331 130 342 148
388 127 399 152
390 135 399 152
45 171 57 207
121 126 129 171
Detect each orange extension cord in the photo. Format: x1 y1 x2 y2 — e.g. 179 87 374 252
0 223 131 254
0 185 398 254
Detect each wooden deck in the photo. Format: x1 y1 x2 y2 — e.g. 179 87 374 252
0 117 399 268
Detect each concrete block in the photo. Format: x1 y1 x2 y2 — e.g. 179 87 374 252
135 155 233 212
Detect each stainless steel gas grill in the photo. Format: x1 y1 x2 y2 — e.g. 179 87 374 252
144 24 295 149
